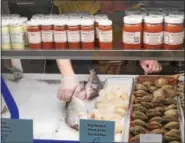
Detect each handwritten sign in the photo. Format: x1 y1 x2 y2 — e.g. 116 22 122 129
79 119 115 143
1 118 33 143
140 134 162 143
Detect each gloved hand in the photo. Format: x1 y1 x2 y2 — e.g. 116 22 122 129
57 76 79 101
73 82 86 100
140 60 162 74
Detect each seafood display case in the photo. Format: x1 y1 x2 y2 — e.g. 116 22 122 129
1 0 185 143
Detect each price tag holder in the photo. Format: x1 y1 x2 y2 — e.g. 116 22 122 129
140 134 162 143
1 118 33 143
79 119 115 143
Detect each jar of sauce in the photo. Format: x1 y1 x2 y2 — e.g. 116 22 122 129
123 16 142 49
27 20 42 49
81 19 95 49
144 15 163 49
9 20 25 50
67 19 81 49
20 17 28 46
164 15 184 50
1 20 11 50
41 20 54 49
95 14 108 46
54 20 67 49
99 19 113 50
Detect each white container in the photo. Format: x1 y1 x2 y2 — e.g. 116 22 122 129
1 20 11 50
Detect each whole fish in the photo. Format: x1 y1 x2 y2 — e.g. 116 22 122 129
65 68 102 130
85 68 102 99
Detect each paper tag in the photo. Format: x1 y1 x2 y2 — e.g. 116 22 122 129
80 119 115 143
123 31 141 44
140 134 162 143
1 118 33 143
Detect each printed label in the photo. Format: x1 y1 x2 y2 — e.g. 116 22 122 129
28 32 41 44
144 32 163 45
54 31 67 42
41 30 53 42
99 30 112 42
10 32 24 43
164 31 184 45
81 30 94 42
140 134 162 143
2 33 11 44
96 27 99 39
123 31 141 44
67 30 80 42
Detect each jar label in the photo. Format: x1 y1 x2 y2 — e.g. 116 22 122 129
41 30 53 42
81 30 94 42
10 32 24 43
67 30 80 42
99 30 112 42
28 32 41 44
164 31 184 45
144 32 163 45
96 27 99 39
2 33 11 44
54 31 67 42
123 31 141 44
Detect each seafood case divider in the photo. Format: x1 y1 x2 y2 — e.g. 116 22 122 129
123 75 184 143
177 75 185 143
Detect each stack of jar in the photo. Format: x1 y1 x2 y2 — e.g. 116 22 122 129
27 13 113 50
1 14 28 50
123 9 184 50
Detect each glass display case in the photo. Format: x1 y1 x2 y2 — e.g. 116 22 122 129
1 0 184 143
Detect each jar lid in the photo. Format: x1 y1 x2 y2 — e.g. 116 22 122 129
54 20 67 26
149 11 166 17
98 19 112 26
2 20 8 26
41 20 53 26
81 19 94 26
165 15 184 24
27 20 39 26
67 19 80 26
169 12 184 19
125 8 140 16
95 14 108 20
144 15 163 24
124 15 142 24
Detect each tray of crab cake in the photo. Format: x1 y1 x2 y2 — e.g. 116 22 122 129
124 75 184 143
64 68 135 142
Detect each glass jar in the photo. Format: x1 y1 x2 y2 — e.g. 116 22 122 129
27 20 42 49
164 15 184 50
99 19 113 50
81 19 95 49
41 20 54 49
123 16 142 49
67 19 81 49
1 20 11 50
144 15 163 49
54 20 67 49
9 20 25 50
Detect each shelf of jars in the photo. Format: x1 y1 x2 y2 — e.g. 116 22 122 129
1 49 184 61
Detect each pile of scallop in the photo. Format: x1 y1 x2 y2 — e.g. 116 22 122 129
129 77 182 143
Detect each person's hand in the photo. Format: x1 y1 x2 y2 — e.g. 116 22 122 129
140 60 162 74
57 76 79 101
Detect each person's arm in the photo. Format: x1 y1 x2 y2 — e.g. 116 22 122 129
56 59 75 77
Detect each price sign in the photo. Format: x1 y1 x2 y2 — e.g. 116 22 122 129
79 119 115 143
1 118 33 143
140 134 162 143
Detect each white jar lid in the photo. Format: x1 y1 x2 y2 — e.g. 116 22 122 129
144 15 163 24
98 19 112 26
169 12 184 19
81 19 94 26
2 20 8 26
149 11 166 17
67 19 80 26
165 15 184 24
41 20 53 26
27 20 39 26
54 20 67 26
124 15 142 24
95 14 108 19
